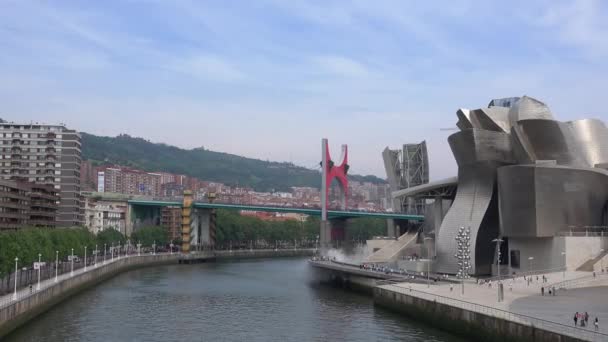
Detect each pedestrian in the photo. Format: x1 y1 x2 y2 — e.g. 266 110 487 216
548 288 551 296
574 312 579 326
450 284 453 292
595 317 599 331
29 283 32 294
585 312 589 325
541 286 544 296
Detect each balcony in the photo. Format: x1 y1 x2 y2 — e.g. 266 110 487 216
12 132 22 138
30 199 58 208
30 209 56 217
30 191 59 201
46 132 56 139
28 219 56 227
45 147 56 153
11 139 23 145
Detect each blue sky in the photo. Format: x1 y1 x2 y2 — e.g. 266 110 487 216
1 0 607 179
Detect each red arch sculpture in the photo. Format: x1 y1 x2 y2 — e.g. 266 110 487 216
324 142 349 210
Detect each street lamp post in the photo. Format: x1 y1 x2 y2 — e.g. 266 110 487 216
492 238 503 302
424 237 433 288
455 226 471 296
13 257 18 300
94 245 98 267
84 246 87 272
111 242 114 261
104 244 107 264
55 251 58 283
36 253 42 290
561 251 566 279
70 248 74 276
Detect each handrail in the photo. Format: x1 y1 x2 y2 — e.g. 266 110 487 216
484 266 565 282
550 273 608 290
379 284 608 341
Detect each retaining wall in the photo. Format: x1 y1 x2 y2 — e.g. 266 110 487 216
373 287 585 342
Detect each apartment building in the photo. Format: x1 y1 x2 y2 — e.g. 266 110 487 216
0 180 58 230
0 122 83 227
97 166 161 197
161 206 181 241
84 197 127 235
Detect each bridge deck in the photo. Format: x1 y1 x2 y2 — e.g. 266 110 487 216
127 200 424 221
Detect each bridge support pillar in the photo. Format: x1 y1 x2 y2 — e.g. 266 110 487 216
320 218 347 250
181 191 193 254
191 208 216 250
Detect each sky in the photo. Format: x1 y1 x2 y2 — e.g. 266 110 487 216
1 0 607 180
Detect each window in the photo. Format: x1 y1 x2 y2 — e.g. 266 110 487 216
510 250 521 269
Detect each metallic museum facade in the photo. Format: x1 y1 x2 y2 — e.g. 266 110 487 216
406 96 608 275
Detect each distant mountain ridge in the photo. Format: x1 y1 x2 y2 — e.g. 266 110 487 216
81 133 386 192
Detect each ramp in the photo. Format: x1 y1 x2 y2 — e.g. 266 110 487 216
576 250 608 272
366 231 419 263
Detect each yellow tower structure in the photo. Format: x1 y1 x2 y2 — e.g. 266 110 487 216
181 190 193 254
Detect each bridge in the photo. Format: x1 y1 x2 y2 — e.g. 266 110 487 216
126 198 424 252
127 199 424 221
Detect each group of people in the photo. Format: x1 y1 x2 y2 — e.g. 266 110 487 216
574 312 599 331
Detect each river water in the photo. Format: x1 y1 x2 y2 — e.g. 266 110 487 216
5 258 462 342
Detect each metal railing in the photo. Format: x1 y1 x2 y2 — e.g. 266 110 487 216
0 252 173 310
483 266 566 283
550 272 608 290
378 284 608 342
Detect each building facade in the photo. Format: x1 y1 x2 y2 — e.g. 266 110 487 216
0 123 82 227
84 196 127 235
161 206 182 241
0 179 58 230
97 166 162 197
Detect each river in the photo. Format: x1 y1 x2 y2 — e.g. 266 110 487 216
5 257 462 341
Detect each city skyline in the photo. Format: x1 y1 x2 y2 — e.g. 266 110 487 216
1 1 608 179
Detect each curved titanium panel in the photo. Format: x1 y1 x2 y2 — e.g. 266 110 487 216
470 107 510 133
512 119 588 167
568 119 608 167
456 109 474 130
435 130 514 275
448 129 514 167
508 96 554 126
499 165 608 237
434 162 499 275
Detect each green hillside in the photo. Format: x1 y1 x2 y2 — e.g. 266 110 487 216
81 133 385 192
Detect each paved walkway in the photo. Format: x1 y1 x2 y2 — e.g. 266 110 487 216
382 270 608 341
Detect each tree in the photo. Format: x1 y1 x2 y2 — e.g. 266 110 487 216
131 226 168 247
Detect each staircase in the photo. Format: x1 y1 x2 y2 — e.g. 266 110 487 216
576 250 608 272
366 231 419 263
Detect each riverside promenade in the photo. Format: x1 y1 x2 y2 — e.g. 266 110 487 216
375 271 608 342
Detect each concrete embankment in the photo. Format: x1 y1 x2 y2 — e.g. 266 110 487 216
215 248 315 259
373 286 589 342
309 260 437 295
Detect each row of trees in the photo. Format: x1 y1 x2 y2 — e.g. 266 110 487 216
0 210 387 276
214 210 387 245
